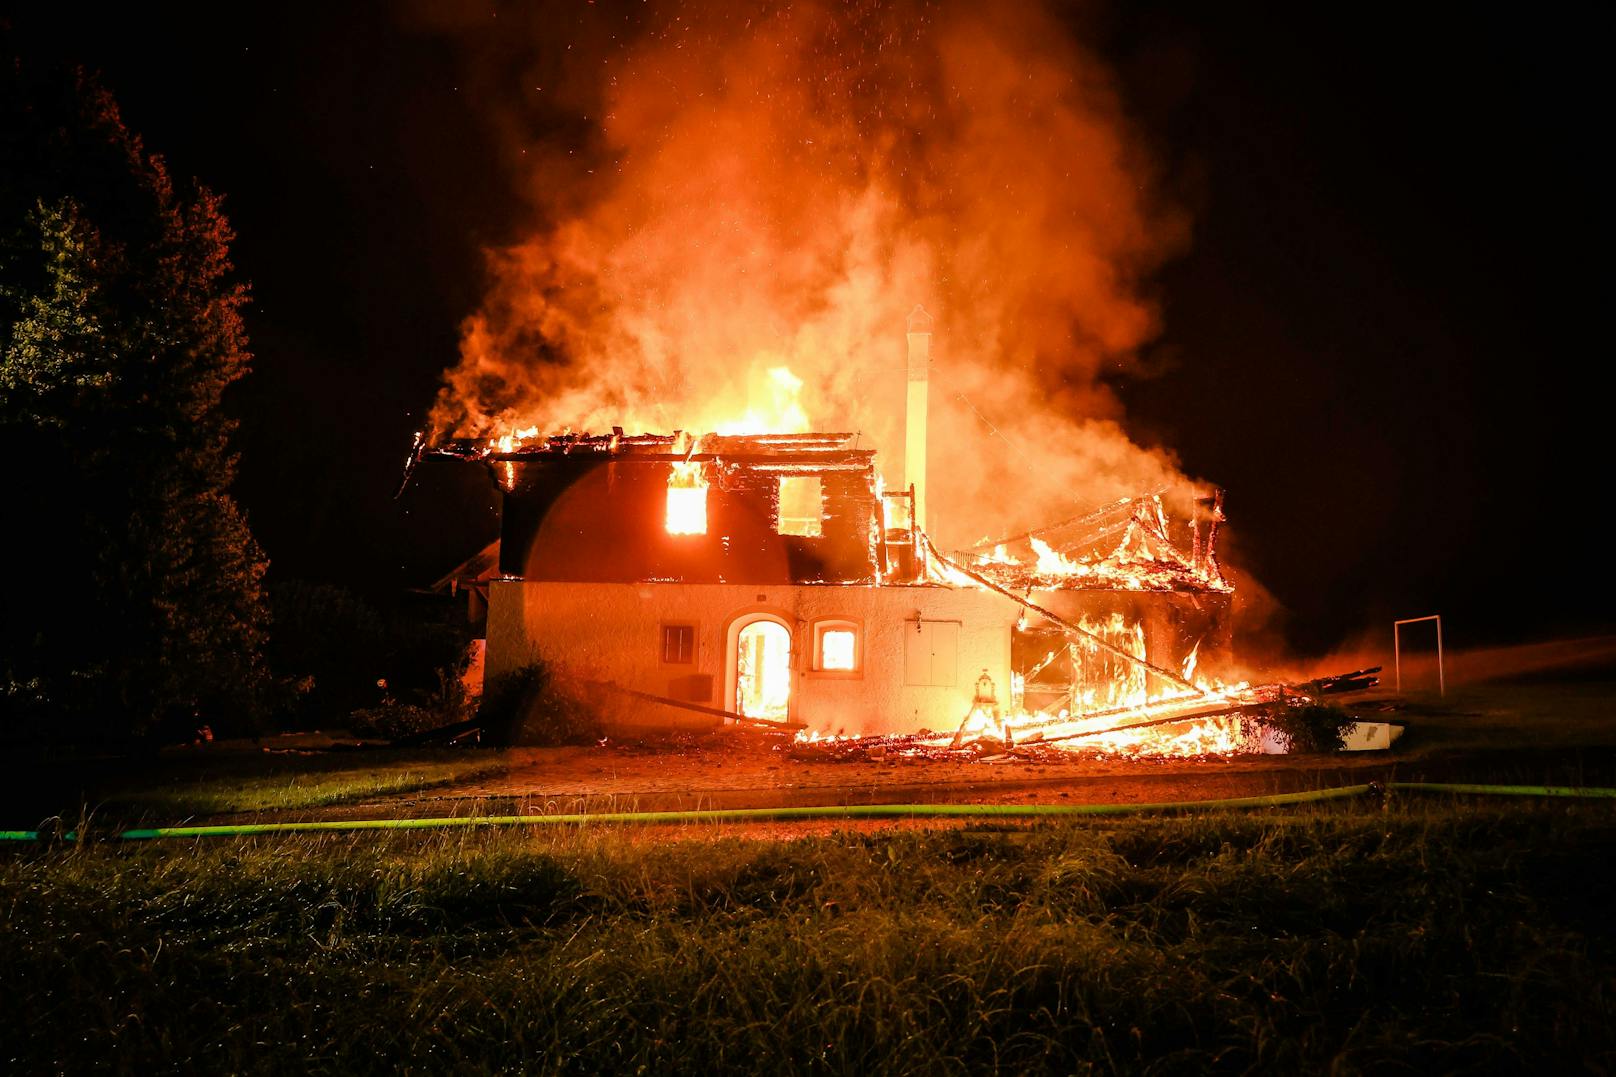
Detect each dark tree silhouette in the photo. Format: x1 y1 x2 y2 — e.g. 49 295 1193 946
1 61 268 740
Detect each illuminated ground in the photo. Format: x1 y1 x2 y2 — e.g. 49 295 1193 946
3 642 1611 832
245 667 1616 830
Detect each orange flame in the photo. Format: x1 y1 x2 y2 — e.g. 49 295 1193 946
423 0 1195 546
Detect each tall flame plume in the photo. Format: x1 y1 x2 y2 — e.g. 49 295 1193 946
420 0 1196 547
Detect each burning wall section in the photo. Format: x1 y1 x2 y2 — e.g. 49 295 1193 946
959 491 1237 719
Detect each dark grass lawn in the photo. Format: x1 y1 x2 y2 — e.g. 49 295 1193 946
0 747 509 826
4 801 1614 1074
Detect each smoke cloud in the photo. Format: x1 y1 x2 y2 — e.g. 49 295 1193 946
421 0 1195 545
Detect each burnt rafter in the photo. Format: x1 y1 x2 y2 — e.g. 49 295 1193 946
425 431 865 463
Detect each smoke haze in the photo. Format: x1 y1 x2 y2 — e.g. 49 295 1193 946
422 0 1195 545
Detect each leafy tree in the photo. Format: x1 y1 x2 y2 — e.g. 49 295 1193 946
0 62 268 741
267 581 472 729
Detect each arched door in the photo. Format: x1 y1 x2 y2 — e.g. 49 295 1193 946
734 619 792 721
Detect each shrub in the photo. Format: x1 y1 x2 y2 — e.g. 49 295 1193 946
1249 702 1357 753
269 582 470 729
478 662 602 746
350 668 476 741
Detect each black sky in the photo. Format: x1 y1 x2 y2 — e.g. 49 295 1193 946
3 2 1603 657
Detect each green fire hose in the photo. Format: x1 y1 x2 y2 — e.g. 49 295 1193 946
2 781 1614 843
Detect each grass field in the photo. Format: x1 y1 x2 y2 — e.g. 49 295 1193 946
5 800 1613 1073
1 748 508 824
96 755 508 816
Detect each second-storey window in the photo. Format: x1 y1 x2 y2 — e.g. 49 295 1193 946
777 476 823 537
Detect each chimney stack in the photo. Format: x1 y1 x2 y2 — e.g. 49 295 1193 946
905 304 933 534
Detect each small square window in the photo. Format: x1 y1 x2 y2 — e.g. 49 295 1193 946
820 630 856 670
813 620 860 673
661 624 695 664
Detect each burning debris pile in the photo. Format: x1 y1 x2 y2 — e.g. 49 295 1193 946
791 668 1384 763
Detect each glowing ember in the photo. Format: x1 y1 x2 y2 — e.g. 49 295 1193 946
1062 714 1256 757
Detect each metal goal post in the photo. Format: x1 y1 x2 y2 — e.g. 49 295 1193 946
1393 615 1444 696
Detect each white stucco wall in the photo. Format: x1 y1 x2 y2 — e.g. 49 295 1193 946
486 579 1020 737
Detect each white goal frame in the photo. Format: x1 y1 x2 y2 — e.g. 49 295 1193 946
1393 615 1444 696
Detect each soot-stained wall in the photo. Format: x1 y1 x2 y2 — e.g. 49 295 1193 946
498 455 879 585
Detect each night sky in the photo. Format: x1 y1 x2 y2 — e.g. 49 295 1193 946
4 3 1601 658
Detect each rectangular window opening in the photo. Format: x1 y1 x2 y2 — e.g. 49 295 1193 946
666 460 708 535
777 476 823 537
820 629 857 671
666 485 707 535
661 624 695 664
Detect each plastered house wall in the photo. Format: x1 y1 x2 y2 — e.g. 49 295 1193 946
486 579 1021 737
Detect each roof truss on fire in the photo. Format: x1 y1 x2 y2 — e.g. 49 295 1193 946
428 430 865 463
951 488 1229 595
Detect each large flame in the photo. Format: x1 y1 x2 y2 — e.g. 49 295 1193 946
419 2 1261 758
422 0 1193 545
715 366 810 436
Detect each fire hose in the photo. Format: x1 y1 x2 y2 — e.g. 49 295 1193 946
3 782 1615 842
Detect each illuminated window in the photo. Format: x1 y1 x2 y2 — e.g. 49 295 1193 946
777 476 823 537
666 461 708 535
813 619 861 673
662 624 695 664
821 630 856 670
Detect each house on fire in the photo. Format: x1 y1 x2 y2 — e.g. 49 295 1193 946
423 312 1234 740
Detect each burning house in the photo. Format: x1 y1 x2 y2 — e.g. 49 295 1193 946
405 2 1405 757
422 311 1260 751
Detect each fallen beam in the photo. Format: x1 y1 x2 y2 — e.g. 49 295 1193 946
594 681 806 731
1300 667 1383 695
1033 699 1278 745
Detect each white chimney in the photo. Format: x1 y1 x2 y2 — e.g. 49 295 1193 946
905 304 933 534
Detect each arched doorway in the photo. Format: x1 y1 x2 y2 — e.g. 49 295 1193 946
734 618 792 721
